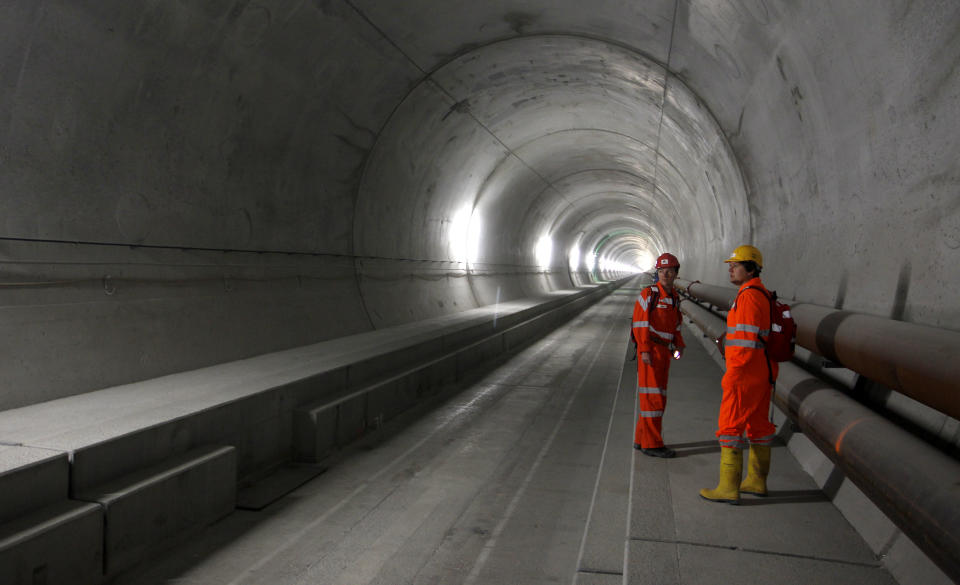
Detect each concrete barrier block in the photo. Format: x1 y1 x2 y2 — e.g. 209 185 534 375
457 335 504 375
366 378 408 428
785 431 837 488
335 396 368 446
74 445 236 578
832 477 898 555
0 446 69 524
347 338 444 389
293 403 338 463
441 321 496 353
503 316 547 350
69 391 276 495
884 530 953 585
277 368 349 412
0 500 103 585
420 353 459 391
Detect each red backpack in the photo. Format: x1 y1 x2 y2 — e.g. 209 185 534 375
738 286 797 362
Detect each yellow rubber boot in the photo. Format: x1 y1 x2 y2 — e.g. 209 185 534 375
699 447 742 505
740 445 771 496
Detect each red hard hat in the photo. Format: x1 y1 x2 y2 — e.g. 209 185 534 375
655 253 680 269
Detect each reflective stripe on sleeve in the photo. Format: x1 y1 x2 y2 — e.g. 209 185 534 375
639 410 664 418
633 321 649 328
637 386 664 395
726 324 769 335
725 339 764 349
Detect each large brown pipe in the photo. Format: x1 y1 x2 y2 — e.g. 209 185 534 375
775 362 960 583
676 279 960 421
677 293 960 581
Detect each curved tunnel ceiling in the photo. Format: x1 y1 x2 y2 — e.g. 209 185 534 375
2 1 957 407
355 35 747 279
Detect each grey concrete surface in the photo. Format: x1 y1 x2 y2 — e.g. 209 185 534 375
0 499 104 585
0 2 958 583
99 281 902 585
74 445 237 578
1 1 956 409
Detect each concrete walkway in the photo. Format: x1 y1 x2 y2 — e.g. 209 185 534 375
113 280 896 585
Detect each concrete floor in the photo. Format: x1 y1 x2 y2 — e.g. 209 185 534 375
112 282 895 585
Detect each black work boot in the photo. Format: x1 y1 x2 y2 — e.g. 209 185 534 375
641 447 676 458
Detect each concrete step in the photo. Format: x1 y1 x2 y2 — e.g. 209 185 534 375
0 499 103 585
73 445 236 578
0 445 69 524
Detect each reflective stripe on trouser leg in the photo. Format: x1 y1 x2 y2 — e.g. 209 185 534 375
635 351 670 448
635 389 667 449
747 434 776 446
718 434 746 449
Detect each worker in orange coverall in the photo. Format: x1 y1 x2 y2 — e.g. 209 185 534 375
700 244 778 504
631 253 685 458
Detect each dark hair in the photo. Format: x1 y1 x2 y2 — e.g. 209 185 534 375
741 261 761 277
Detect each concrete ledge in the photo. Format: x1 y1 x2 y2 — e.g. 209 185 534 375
0 446 69 524
292 283 616 464
0 282 621 578
0 500 103 585
74 445 236 578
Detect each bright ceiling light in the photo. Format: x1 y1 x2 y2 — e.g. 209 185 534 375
535 234 553 269
569 242 580 271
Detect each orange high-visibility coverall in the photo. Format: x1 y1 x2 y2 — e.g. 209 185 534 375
717 277 778 449
632 282 685 448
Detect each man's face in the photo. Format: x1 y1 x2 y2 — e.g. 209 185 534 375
657 267 677 286
728 261 750 285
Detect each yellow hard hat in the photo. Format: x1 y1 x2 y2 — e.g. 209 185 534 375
724 245 763 267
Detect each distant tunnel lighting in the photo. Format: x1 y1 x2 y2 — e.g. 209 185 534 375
535 234 553 269
569 243 580 271
584 251 597 272
635 251 655 271
466 210 482 266
449 205 482 266
599 257 642 274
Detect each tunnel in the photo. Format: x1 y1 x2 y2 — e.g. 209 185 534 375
0 1 958 584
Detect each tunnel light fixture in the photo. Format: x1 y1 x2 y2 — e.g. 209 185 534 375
634 250 655 272
599 257 642 275
585 251 598 272
449 205 482 267
535 234 553 269
466 210 482 267
449 206 470 264
569 243 580 271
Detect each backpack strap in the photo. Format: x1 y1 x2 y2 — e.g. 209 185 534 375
650 284 683 330
734 286 775 385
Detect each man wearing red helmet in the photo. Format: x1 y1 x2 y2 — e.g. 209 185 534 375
631 252 685 457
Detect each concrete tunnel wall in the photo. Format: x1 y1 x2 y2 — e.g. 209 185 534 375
0 1 957 410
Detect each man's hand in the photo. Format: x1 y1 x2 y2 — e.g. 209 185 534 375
641 352 652 365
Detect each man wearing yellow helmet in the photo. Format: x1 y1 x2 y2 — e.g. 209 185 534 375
700 245 778 504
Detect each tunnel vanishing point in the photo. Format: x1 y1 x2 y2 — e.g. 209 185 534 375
1 2 959 584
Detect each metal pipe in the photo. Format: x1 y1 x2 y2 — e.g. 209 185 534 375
775 362 960 583
679 298 725 341
679 296 960 581
676 278 960 421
